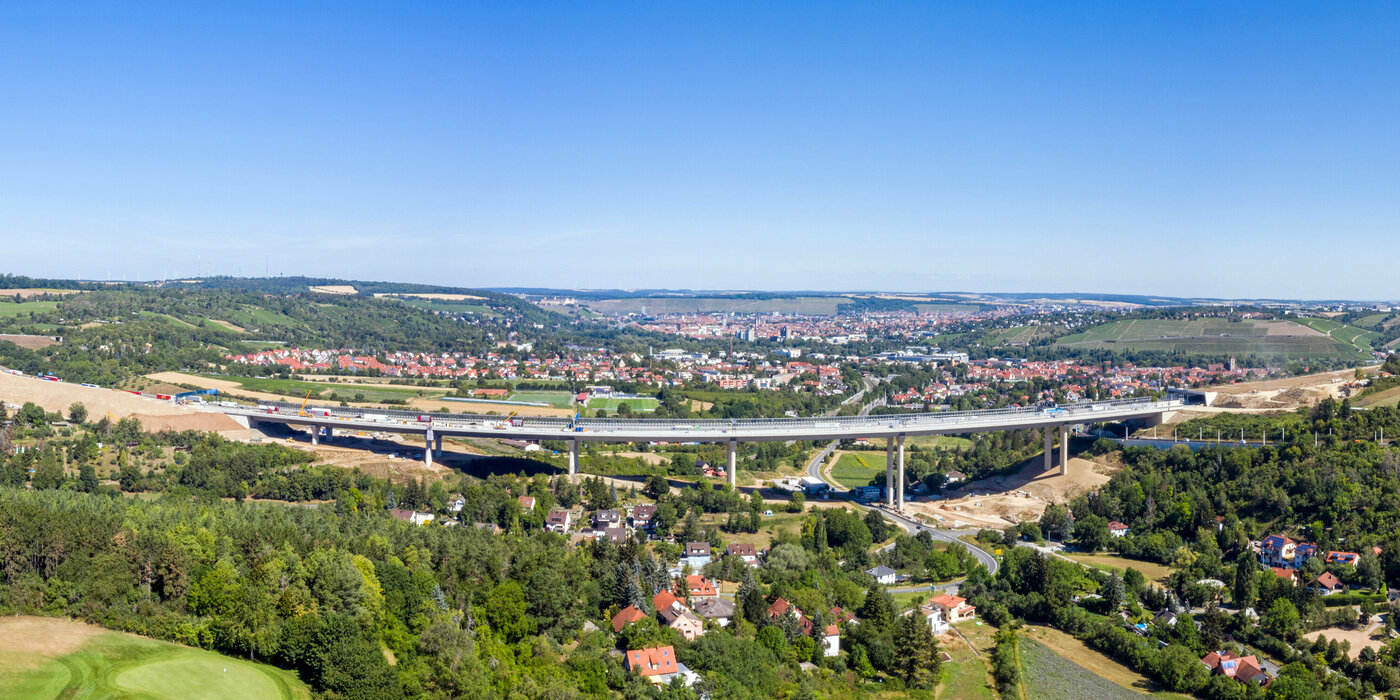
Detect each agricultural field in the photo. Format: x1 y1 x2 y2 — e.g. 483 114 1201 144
1056 318 1371 362
0 300 61 318
980 325 1065 345
507 390 577 408
1019 628 1190 699
0 616 310 700
585 396 661 413
828 451 888 489
1291 316 1381 350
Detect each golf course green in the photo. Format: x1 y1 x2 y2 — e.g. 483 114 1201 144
0 615 310 699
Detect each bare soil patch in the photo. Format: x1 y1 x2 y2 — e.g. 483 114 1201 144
1305 621 1389 659
0 372 180 420
207 319 246 333
408 397 574 417
1258 319 1323 336
0 334 59 350
133 412 242 433
908 455 1115 528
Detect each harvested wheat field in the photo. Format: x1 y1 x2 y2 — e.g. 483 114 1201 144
0 334 60 350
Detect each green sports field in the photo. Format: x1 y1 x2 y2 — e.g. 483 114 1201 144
0 616 309 699
585 396 661 412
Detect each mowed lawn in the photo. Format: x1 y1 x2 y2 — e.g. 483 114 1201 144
1063 552 1174 585
0 616 309 700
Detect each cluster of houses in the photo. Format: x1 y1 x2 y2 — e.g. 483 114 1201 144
1258 534 1380 595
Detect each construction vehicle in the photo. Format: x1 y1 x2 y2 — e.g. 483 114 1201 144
298 390 313 416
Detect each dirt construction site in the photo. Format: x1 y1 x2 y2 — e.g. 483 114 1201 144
0 371 242 433
906 453 1119 529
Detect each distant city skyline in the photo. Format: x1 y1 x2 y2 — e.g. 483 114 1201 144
1 3 1396 298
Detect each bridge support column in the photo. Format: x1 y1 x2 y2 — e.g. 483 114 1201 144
1059 426 1069 475
568 439 578 476
310 427 318 446
897 435 906 511
727 439 737 489
886 441 895 507
1044 428 1052 471
324 427 333 442
423 434 433 469
434 435 443 459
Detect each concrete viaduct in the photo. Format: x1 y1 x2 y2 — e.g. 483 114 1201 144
221 398 1181 511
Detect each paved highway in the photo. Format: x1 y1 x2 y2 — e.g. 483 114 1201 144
227 397 1180 445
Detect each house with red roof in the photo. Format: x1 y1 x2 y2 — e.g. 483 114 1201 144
928 594 976 623
1202 650 1272 687
1311 571 1346 596
612 605 648 633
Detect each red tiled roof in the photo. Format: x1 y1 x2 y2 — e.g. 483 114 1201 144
626 646 678 677
612 605 648 633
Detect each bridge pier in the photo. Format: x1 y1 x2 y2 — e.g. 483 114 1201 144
1059 425 1069 475
886 441 895 507
727 439 737 489
423 431 433 469
434 435 443 459
568 439 578 476
325 427 333 442
310 427 318 446
1043 428 1052 471
897 434 906 511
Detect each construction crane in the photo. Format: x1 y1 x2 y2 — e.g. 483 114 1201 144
298 390 312 416
495 409 520 430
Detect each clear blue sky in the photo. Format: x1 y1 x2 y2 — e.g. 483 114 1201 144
1 2 1397 299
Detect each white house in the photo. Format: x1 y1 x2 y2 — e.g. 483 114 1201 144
866 565 898 585
919 603 949 635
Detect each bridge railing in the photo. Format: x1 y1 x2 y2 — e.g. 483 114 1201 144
235 397 1180 433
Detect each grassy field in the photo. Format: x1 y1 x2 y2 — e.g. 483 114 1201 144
1056 318 1369 362
585 396 661 413
696 509 806 548
0 301 61 318
396 298 498 316
1357 385 1400 408
829 451 887 489
1020 626 1191 699
195 374 449 403
1063 553 1174 585
872 435 973 451
0 616 310 699
508 390 577 407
